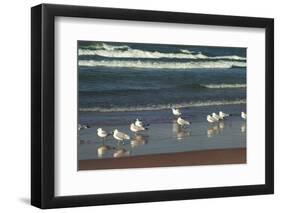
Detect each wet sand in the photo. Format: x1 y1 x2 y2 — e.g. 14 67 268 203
79 148 246 170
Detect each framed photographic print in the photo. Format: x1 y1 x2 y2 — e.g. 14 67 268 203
31 3 274 209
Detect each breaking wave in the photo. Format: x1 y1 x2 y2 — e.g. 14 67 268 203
78 47 246 61
78 59 246 69
79 99 246 112
203 84 246 89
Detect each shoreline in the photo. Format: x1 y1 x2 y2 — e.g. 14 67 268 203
78 148 246 170
79 103 246 127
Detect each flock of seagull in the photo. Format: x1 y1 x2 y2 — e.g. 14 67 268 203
86 108 247 144
96 118 149 143
79 108 247 158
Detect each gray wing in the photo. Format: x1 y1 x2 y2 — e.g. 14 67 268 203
136 125 145 131
116 131 130 139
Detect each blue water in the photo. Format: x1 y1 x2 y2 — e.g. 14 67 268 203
78 41 246 113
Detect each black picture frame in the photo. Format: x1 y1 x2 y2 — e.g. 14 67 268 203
31 3 274 209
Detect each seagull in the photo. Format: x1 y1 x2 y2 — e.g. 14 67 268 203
219 111 230 119
241 112 247 120
130 123 147 133
135 118 149 128
78 124 89 131
212 113 220 121
113 129 130 142
97 128 110 141
207 115 217 123
177 117 191 126
172 108 182 116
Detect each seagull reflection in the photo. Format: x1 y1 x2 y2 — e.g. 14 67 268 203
131 134 148 148
172 119 180 133
80 140 91 145
97 145 112 158
241 123 246 133
172 119 191 140
113 148 130 158
207 124 220 138
219 121 225 130
176 128 191 140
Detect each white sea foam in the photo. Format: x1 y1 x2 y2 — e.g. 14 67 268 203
83 43 130 51
100 43 130 51
203 84 246 89
78 59 246 69
79 47 246 61
79 99 246 112
79 48 206 59
180 49 197 54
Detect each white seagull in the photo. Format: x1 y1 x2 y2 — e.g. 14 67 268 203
177 117 191 126
212 112 220 121
219 111 230 119
97 128 110 140
172 108 182 116
135 118 149 128
130 123 147 133
78 124 89 131
207 115 217 123
113 129 130 142
241 112 247 120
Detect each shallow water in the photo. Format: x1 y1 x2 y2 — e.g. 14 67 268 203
78 104 246 160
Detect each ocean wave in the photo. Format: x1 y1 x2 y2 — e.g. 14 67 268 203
79 99 246 112
101 43 130 51
203 84 246 89
80 43 130 51
80 83 245 94
78 47 246 61
78 59 246 69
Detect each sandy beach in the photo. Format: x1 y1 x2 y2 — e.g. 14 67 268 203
79 148 246 170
